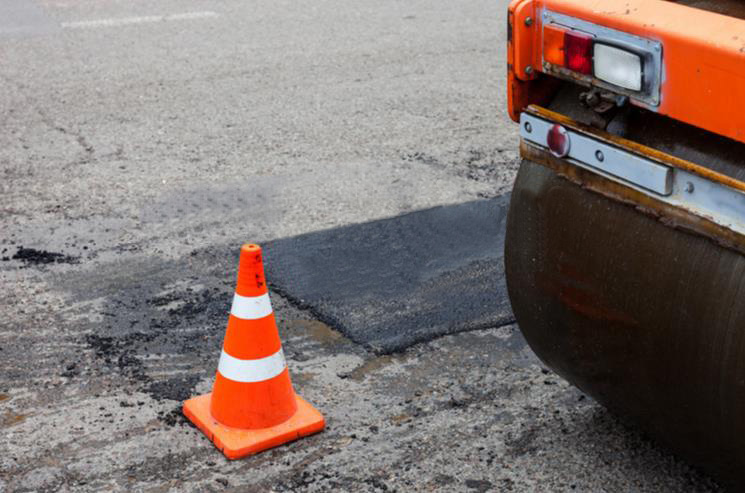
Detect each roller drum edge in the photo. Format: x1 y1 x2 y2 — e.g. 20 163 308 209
504 159 745 489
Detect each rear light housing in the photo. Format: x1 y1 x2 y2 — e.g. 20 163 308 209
540 10 662 107
542 24 594 76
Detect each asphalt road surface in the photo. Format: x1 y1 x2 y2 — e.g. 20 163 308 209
0 0 722 491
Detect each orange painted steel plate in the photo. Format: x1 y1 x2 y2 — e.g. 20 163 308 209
510 0 745 144
510 0 539 82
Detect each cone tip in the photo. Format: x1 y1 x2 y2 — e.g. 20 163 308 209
236 244 267 297
241 243 262 253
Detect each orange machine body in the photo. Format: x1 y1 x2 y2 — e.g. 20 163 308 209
508 0 745 144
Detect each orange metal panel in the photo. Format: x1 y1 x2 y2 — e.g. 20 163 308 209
508 0 557 121
508 0 745 143
509 0 539 81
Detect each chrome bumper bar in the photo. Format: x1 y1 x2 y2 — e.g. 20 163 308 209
520 110 745 238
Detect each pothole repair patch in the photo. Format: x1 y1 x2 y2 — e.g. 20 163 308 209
264 193 514 354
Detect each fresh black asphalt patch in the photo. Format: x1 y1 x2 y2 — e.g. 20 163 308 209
265 193 514 354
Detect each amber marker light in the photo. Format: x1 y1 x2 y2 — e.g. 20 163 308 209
543 24 567 67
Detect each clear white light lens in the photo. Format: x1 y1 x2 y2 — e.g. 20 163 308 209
593 43 643 91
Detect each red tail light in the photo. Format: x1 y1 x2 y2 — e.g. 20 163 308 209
565 31 593 74
547 124 571 157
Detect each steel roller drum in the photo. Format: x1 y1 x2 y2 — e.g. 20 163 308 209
504 86 745 488
505 158 745 487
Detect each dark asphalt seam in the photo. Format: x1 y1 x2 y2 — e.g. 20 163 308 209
267 283 377 355
270 280 516 355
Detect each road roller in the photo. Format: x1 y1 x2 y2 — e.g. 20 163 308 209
505 0 745 488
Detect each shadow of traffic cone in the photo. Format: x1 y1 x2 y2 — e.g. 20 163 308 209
183 244 325 459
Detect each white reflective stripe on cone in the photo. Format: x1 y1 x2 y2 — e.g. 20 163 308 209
217 348 287 383
230 292 273 320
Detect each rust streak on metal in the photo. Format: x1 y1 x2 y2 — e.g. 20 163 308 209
535 270 639 325
520 140 745 256
526 105 745 194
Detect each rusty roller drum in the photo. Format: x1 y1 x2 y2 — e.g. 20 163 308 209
504 89 745 488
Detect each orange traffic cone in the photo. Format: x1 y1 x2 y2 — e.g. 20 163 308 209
183 244 325 459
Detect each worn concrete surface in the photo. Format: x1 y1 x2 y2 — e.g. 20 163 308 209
0 0 722 491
